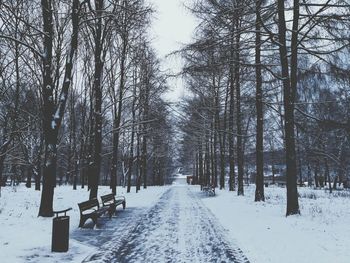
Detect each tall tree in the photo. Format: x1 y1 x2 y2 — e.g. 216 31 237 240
255 0 265 202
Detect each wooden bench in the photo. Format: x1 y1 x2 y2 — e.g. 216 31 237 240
202 185 215 196
100 193 126 215
78 198 110 228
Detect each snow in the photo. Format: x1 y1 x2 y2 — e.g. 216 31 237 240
1 183 350 263
60 94 66 102
197 185 350 263
84 185 248 263
0 185 169 263
51 120 57 129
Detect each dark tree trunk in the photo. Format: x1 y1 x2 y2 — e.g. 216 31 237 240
333 176 337 190
111 32 128 195
127 78 137 193
228 19 236 192
314 160 320 187
277 0 300 215
235 24 244 196
228 73 235 191
88 0 105 200
307 163 312 187
213 82 219 188
0 150 8 187
141 80 150 189
255 0 265 202
136 123 141 193
135 100 142 193
38 0 55 217
39 140 57 217
72 107 78 190
141 131 148 189
38 0 80 216
219 142 225 189
205 138 211 186
198 143 204 186
213 129 218 188
297 128 303 187
26 167 32 188
35 138 43 191
195 152 199 184
210 127 215 186
35 163 42 191
219 84 228 189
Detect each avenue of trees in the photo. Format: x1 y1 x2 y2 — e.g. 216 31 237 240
179 0 350 215
0 0 174 216
2 0 350 219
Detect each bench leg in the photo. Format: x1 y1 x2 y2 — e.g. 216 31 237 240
79 217 86 228
122 201 126 210
92 214 98 227
109 205 115 219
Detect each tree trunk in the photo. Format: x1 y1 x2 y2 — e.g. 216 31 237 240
255 0 265 202
307 163 312 187
235 22 244 196
38 0 80 216
210 126 215 186
38 0 55 217
141 79 150 189
127 77 137 193
228 75 235 191
277 0 300 215
111 33 128 195
198 142 204 186
35 138 43 191
136 122 141 193
39 139 57 217
205 137 211 186
324 158 332 193
314 160 319 187
141 131 148 189
88 0 105 200
219 83 229 189
195 152 199 184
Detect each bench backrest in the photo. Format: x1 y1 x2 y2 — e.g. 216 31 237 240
101 193 115 204
78 198 99 213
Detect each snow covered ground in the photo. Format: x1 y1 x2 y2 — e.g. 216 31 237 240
0 183 349 263
0 185 169 263
84 186 249 263
198 185 350 263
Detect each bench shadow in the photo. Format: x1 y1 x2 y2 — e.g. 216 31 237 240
71 206 144 247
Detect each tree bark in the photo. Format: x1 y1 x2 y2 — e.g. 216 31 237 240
276 0 300 215
255 0 265 202
228 66 235 191
235 20 244 196
39 0 80 215
88 0 105 200
127 75 137 193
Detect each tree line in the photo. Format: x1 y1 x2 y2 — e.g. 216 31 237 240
0 0 174 217
179 0 350 216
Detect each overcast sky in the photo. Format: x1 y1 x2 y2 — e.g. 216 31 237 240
149 0 197 101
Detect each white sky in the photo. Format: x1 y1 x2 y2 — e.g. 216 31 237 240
149 0 197 102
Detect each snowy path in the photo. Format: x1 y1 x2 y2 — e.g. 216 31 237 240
84 186 249 263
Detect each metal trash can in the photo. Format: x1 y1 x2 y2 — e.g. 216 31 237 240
52 208 72 252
